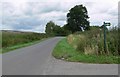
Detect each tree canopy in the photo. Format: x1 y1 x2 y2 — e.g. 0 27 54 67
45 21 55 36
45 5 90 35
66 5 90 33
45 21 70 36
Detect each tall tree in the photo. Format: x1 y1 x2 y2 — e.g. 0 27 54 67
53 25 62 36
67 5 90 33
45 21 55 36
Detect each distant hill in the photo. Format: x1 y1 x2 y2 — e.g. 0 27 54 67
1 30 38 34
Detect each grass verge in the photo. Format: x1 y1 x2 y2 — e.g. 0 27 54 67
1 38 50 54
52 38 119 64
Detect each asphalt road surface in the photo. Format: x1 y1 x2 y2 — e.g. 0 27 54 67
2 37 118 75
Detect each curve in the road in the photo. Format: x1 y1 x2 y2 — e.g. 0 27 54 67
2 37 118 75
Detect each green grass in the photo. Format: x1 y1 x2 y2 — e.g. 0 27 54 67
1 38 50 54
0 31 2 48
53 38 119 64
1 30 50 54
67 27 119 56
2 31 48 48
53 38 79 59
0 31 1 54
0 49 2 54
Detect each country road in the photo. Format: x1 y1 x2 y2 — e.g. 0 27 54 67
2 37 118 75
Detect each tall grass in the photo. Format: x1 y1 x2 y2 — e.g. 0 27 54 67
67 27 119 56
0 31 2 49
2 31 48 48
53 38 119 64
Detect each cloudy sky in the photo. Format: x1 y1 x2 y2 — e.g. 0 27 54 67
0 0 119 33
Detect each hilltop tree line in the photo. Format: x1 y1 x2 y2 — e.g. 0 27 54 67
45 4 120 57
45 21 71 36
45 4 107 36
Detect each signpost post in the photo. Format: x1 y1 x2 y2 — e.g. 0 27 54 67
103 22 111 53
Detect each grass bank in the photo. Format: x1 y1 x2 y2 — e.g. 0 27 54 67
69 27 119 56
1 38 49 54
1 30 49 54
53 38 119 64
0 31 1 53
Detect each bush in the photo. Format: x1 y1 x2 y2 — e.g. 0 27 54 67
67 27 119 56
2 31 48 48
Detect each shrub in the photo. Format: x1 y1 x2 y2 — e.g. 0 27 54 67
2 31 48 48
67 27 119 56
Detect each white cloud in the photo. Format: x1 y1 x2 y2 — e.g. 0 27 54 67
1 0 119 32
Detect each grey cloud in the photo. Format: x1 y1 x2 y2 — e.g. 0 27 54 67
57 14 66 21
57 17 66 21
2 1 118 33
2 13 45 32
2 2 15 15
107 8 118 16
24 2 68 16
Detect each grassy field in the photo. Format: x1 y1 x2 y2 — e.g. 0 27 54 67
1 30 48 53
53 27 119 64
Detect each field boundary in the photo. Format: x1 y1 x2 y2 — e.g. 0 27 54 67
1 37 51 54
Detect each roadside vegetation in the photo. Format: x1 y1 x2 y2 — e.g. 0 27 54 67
0 31 2 53
52 4 119 64
53 27 119 64
1 3 119 64
68 27 119 56
1 30 48 53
